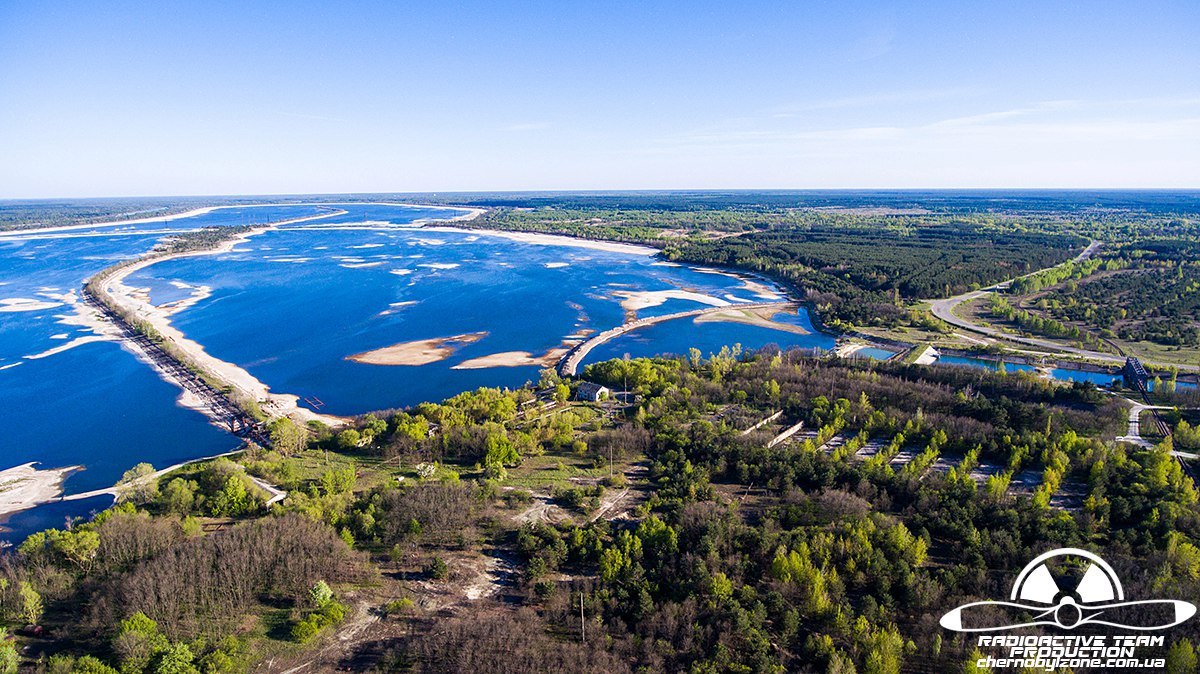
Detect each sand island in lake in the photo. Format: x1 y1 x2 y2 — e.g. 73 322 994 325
347 332 489 366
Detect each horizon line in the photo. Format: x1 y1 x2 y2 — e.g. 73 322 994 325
4 186 1200 202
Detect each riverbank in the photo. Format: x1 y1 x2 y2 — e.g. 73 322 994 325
424 225 658 256
0 205 221 238
0 463 82 520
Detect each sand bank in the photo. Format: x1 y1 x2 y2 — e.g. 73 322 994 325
0 462 83 519
349 332 488 366
0 206 220 238
452 347 569 370
0 298 64 312
692 267 784 300
421 226 657 256
612 289 731 313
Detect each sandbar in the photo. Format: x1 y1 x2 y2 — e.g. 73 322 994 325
349 332 488 366
0 298 63 312
0 462 83 519
612 289 731 313
422 226 658 256
693 305 810 335
452 347 569 370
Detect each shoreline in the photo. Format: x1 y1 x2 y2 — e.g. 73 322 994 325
425 225 658 256
0 205 221 238
86 203 485 429
0 462 84 521
93 211 351 427
0 201 482 239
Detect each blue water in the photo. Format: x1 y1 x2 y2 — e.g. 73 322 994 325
0 205 345 541
1050 367 1122 387
4 199 1166 545
854 347 899 361
936 355 1039 375
135 221 811 415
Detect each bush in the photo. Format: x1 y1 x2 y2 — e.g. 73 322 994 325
290 616 320 644
290 600 348 643
427 556 449 580
385 598 415 616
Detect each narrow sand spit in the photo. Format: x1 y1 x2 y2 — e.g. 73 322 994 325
693 306 812 335
691 267 783 300
0 463 83 519
348 332 488 366
99 211 348 426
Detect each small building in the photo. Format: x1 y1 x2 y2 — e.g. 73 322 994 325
575 382 611 402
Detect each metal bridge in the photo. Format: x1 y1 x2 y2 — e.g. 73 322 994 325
1124 357 1172 437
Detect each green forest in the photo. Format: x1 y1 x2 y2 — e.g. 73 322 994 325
5 350 1200 673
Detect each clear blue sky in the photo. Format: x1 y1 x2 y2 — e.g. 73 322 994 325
1 1 1197 197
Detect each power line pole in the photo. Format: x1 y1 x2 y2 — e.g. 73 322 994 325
580 591 586 643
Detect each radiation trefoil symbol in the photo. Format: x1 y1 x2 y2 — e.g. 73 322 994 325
940 548 1197 632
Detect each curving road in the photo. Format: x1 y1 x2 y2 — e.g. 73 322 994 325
925 240 1200 372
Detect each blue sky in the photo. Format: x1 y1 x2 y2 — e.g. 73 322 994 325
1 1 1197 197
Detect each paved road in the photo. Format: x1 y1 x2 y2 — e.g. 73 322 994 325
1115 399 1171 449
927 241 1198 373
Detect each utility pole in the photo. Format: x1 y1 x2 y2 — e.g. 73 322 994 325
580 591 586 643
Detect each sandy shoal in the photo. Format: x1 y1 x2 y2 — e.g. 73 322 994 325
0 206 221 238
452 347 569 370
419 226 658 256
612 289 731 313
693 305 809 335
349 332 488 366
0 462 82 519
